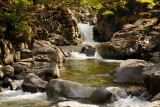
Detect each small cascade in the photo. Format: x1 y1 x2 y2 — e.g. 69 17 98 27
0 89 47 103
106 87 127 100
78 23 95 44
110 96 149 107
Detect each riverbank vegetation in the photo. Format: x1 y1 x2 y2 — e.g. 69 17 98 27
0 0 159 44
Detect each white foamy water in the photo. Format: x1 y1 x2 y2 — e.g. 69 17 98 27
69 52 124 63
69 52 96 60
78 23 95 44
56 101 98 107
0 89 47 103
109 96 150 107
106 87 127 100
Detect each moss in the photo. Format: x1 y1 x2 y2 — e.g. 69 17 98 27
136 0 154 9
102 10 114 16
136 0 154 3
13 0 32 5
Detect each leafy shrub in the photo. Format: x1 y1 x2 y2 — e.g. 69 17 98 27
0 2 32 43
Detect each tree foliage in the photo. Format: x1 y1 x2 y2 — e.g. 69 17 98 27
0 1 32 43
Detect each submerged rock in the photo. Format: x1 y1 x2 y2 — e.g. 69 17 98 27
113 59 152 84
22 73 48 93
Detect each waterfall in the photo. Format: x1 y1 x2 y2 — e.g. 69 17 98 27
78 23 94 44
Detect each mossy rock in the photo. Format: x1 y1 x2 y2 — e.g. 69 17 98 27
97 43 122 59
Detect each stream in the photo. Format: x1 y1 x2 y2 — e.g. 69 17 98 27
0 23 154 107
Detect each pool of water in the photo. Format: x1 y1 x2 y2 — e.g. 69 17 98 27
61 58 119 87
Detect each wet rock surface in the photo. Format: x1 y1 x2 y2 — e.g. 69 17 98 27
90 87 112 103
46 79 95 99
80 45 96 57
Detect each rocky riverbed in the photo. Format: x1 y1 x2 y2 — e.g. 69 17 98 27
0 1 160 107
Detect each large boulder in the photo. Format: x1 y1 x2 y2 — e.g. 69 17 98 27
21 73 48 93
97 10 160 60
46 79 115 104
142 63 160 95
113 59 152 84
45 79 95 99
32 40 65 63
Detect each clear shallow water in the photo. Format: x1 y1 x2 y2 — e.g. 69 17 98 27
61 58 119 87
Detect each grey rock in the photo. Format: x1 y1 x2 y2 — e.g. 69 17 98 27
80 45 96 57
90 87 112 103
13 63 28 74
114 59 152 84
46 79 95 99
22 73 48 93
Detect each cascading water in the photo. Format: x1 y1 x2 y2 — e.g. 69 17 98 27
78 23 95 44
